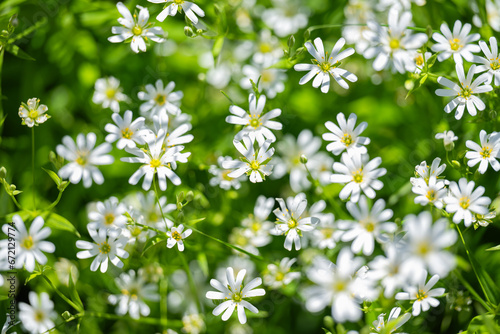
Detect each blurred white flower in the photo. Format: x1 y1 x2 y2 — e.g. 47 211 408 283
206 267 265 324
370 307 411 334
474 37 500 85
0 215 55 272
18 98 50 127
411 176 447 209
148 0 205 24
363 9 427 73
396 270 445 316
88 196 127 231
76 226 129 273
435 130 458 151
431 20 480 63
138 79 183 117
368 243 408 298
330 153 386 203
294 37 357 93
272 194 319 251
57 132 114 188
465 129 500 173
263 257 300 289
241 196 275 248
108 2 165 53
108 269 160 319
226 93 282 145
209 156 243 190
19 292 57 334
222 136 275 183
413 51 432 74
435 63 492 120
410 157 447 186
240 63 286 98
105 110 146 150
166 224 193 251
444 178 491 227
182 313 206 334
262 0 308 37
92 76 128 113
323 112 370 156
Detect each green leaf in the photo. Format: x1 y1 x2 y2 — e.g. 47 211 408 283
4 210 31 223
5 44 35 61
269 57 299 69
25 271 43 284
486 244 500 251
188 217 206 225
212 36 224 62
42 167 62 187
466 314 500 334
44 212 80 237
197 252 209 277
142 235 167 255
68 271 84 312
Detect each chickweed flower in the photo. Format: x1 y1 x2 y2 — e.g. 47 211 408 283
294 37 357 93
411 176 447 209
206 267 265 324
371 307 411 334
444 178 491 227
18 98 50 127
166 224 192 251
435 63 492 119
263 257 300 289
209 156 243 190
104 110 146 150
465 129 500 173
92 77 128 113
323 112 370 156
435 130 458 151
19 292 57 334
108 2 165 53
148 0 205 24
396 270 445 316
410 157 447 186
88 196 127 231
474 37 500 85
138 79 183 117
431 20 480 63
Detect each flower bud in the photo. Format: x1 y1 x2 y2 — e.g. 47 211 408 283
0 166 6 179
300 154 308 164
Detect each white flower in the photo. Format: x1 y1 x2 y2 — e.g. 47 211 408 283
251 29 284 65
0 215 55 272
271 129 322 192
472 211 496 228
121 131 190 191
76 226 129 273
143 110 194 150
410 157 447 186
294 37 357 93
263 257 300 289
363 9 428 73
435 130 458 151
19 292 56 334
342 0 375 54
182 314 205 334
226 94 282 145
323 112 370 156
395 270 445 316
368 243 407 298
302 249 377 323
310 213 341 250
105 110 146 150
261 0 308 37
435 63 492 120
2 313 18 334
108 2 165 53
339 196 396 256
444 178 491 227
474 37 500 85
18 98 50 127
370 307 411 334
92 77 128 113
148 0 205 24
209 156 243 190
486 0 500 32
431 20 480 63
272 194 319 251
412 176 447 209
56 132 114 188
465 129 500 173
400 212 457 278
88 196 127 231
166 224 192 251
108 269 160 319
206 267 265 324
240 63 286 99
138 79 183 117
413 51 432 74
241 196 275 248
222 136 275 183
331 153 387 203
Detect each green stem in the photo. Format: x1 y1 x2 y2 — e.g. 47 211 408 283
455 224 492 304
85 311 182 326
0 49 4 134
454 270 493 313
46 189 65 211
179 251 202 314
32 127 36 210
153 175 169 230
160 276 168 329
41 274 80 312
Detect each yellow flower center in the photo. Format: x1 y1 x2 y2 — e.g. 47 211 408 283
29 109 39 119
76 153 87 166
121 127 133 139
172 230 182 241
275 272 285 281
150 159 162 168
353 169 363 183
221 170 233 181
132 25 143 36
490 58 500 70
341 133 353 146
480 146 492 159
261 70 274 83
389 38 400 50
450 38 462 51
105 88 116 99
287 217 298 229
321 228 334 238
131 226 142 237
459 196 470 209
232 291 243 302
417 241 430 255
250 160 260 170
173 0 184 4
104 213 115 226
333 280 347 292
251 221 261 232
415 54 424 66
99 241 111 254
361 220 375 232
426 190 436 201
459 86 472 99
155 94 167 105
249 115 262 129
416 289 428 301
22 236 34 249
259 42 272 53
34 310 45 322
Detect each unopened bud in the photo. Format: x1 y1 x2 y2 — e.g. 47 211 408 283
61 311 72 320
444 141 455 152
185 191 194 203
58 181 69 191
490 110 497 120
0 166 6 179
300 154 308 164
287 35 295 48
184 26 194 37
451 160 461 169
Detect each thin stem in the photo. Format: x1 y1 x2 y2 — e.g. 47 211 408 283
153 174 169 230
179 251 203 314
46 189 65 211
454 270 493 313
455 224 492 304
41 274 80 311
160 276 168 329
0 49 4 135
32 127 36 210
